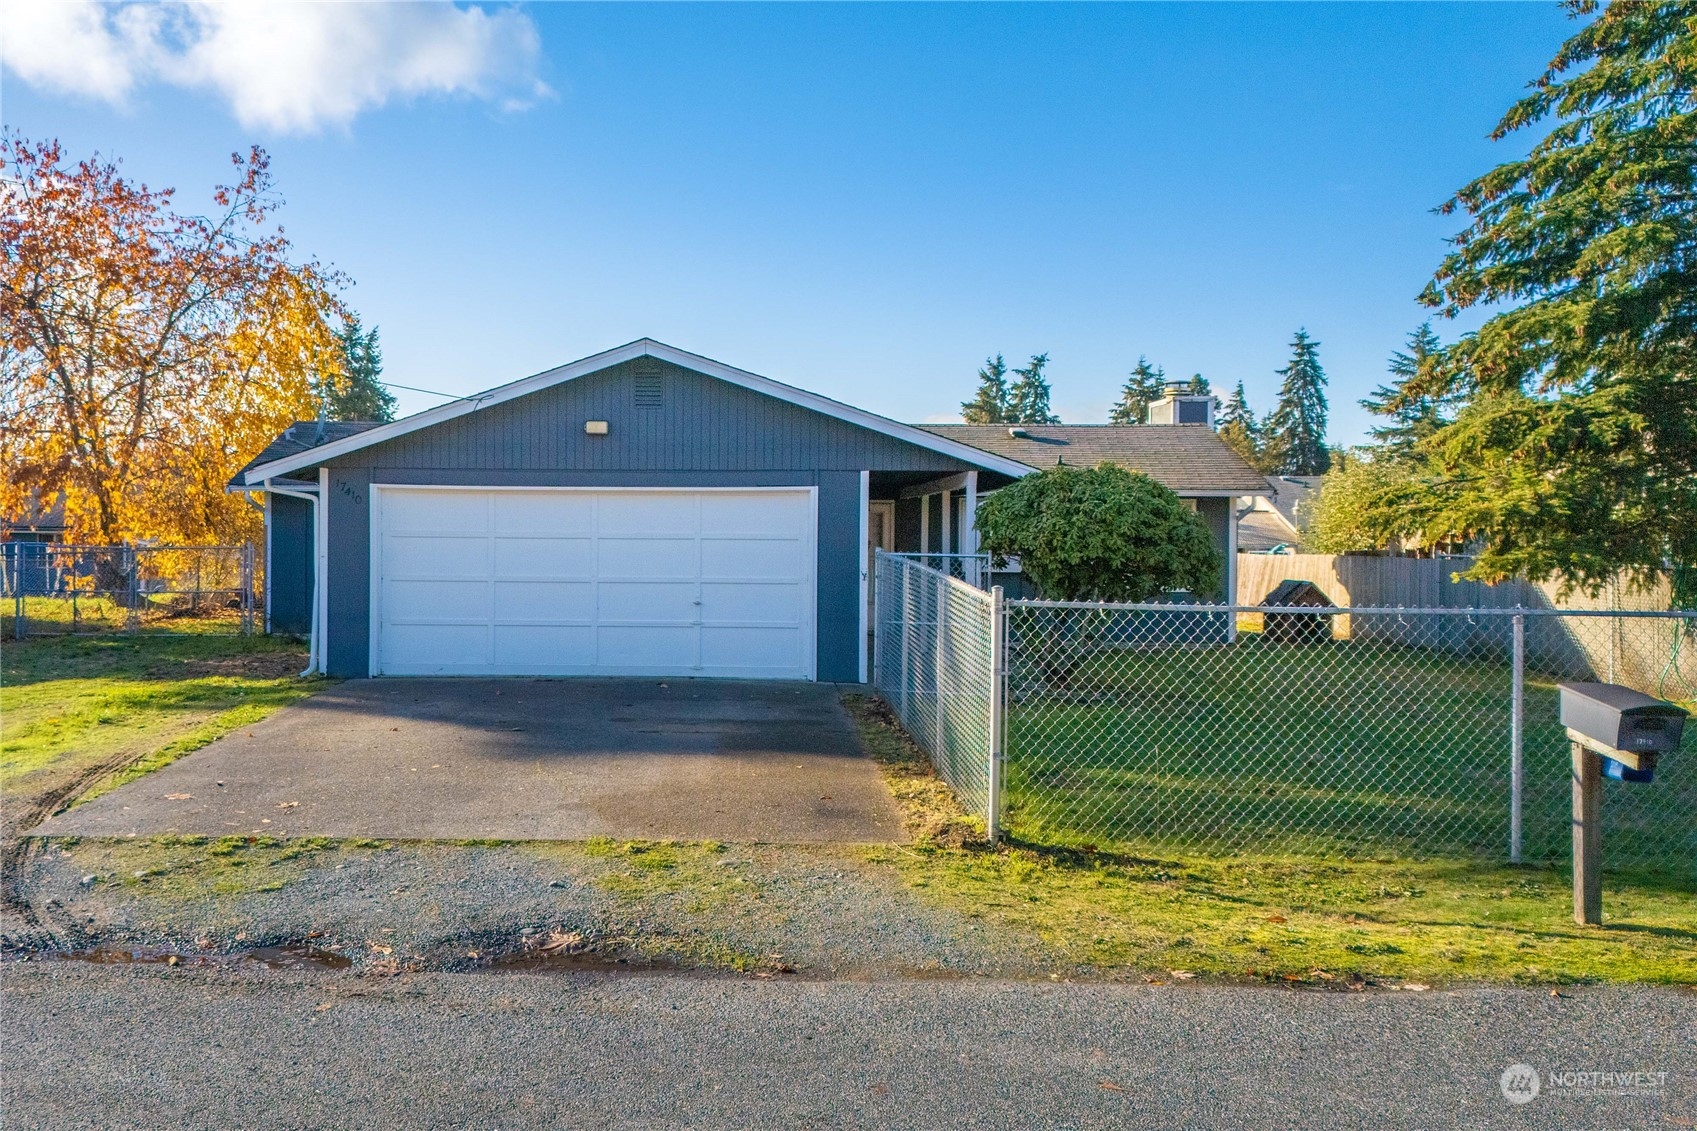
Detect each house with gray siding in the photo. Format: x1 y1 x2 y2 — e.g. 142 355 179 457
233 340 1266 682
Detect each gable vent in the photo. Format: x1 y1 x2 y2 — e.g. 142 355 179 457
633 366 663 408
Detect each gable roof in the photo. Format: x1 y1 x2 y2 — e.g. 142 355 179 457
1262 475 1321 525
229 421 384 489
919 424 1271 496
237 340 1034 485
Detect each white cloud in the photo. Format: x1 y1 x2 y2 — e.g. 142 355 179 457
0 1 550 132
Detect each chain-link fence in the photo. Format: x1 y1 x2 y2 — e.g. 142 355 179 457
873 551 1001 826
874 553 1697 879
1 544 258 638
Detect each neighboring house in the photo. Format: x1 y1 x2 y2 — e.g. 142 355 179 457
1 493 70 597
1 493 69 543
231 340 1267 682
1236 475 1320 553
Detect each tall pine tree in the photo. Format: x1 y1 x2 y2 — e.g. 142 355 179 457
961 354 1011 423
1359 323 1452 458
1217 381 1264 470
320 316 396 422
1397 0 1697 596
1108 357 1166 424
1007 353 1060 424
1264 329 1330 475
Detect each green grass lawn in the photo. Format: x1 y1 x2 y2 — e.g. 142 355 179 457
847 694 1697 985
3 594 250 639
1 633 319 819
1002 635 1697 876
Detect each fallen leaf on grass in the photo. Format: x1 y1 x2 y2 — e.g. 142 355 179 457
164 793 193 801
1168 970 1196 981
1098 1080 1125 1093
1265 914 1288 924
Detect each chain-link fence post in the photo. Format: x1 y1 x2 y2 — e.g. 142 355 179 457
1510 610 1525 864
124 545 141 633
13 587 23 641
986 584 1007 844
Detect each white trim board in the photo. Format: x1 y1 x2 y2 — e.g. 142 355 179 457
242 339 1035 484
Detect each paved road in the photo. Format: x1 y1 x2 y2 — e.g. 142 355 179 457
4 965 1692 1130
36 678 904 843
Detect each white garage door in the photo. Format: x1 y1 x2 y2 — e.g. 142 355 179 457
372 487 816 678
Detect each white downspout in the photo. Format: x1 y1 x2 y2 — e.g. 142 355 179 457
261 478 323 677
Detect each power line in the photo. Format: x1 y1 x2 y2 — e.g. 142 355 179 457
379 380 477 402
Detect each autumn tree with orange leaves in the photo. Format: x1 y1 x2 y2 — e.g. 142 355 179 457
1 136 344 545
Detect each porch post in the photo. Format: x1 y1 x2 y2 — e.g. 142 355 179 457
963 471 979 587
858 469 870 684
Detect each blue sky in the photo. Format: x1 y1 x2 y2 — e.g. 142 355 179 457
3 2 1573 443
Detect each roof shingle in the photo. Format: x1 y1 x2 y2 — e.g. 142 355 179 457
229 421 384 488
916 424 1270 495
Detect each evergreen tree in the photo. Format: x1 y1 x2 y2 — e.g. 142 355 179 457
1397 1 1697 595
961 353 1012 424
1264 329 1330 475
1108 357 1166 425
320 316 396 422
1359 323 1452 457
1217 380 1264 469
1007 353 1060 424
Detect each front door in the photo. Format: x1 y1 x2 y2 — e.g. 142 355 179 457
866 500 896 670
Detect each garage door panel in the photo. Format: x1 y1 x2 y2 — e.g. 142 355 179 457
375 488 812 679
595 494 697 535
700 580 801 623
384 535 488 578
493 580 594 623
494 537 594 579
383 622 491 668
598 537 696 579
597 581 697 623
700 492 808 535
701 626 803 672
598 625 697 668
384 579 491 621
384 490 488 533
495 625 596 668
700 538 802 581
494 492 595 534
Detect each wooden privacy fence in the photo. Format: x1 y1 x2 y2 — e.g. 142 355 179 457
1237 553 1697 698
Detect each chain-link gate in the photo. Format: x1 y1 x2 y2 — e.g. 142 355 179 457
873 551 1003 831
874 553 1697 879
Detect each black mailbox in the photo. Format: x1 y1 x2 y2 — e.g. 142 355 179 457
1558 682 1687 760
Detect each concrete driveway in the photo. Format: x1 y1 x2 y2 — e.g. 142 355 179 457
34 679 906 843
